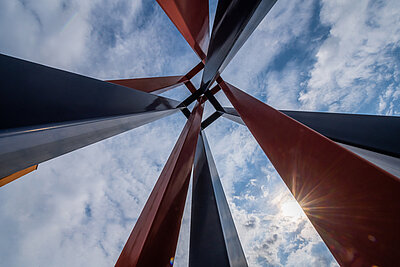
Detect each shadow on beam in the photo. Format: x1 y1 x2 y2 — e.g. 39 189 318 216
0 54 181 180
220 81 400 266
116 101 204 267
190 131 247 267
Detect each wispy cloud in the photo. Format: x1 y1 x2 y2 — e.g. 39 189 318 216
1 0 399 266
301 0 400 114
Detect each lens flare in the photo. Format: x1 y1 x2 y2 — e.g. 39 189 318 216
281 200 303 218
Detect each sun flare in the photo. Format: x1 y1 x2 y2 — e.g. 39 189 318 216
281 200 303 218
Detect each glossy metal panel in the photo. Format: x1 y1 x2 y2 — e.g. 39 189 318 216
0 110 178 179
337 142 400 179
190 131 230 267
157 0 210 60
221 107 400 158
190 132 247 267
116 101 204 267
0 54 180 130
282 110 400 158
201 0 277 89
220 81 400 266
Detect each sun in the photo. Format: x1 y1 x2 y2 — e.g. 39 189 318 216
281 200 303 218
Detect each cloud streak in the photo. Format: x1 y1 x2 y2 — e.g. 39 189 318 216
1 0 399 266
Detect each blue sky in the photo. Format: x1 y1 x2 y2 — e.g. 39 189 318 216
0 0 399 266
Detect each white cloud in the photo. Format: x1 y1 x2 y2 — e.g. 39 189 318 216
2 0 398 266
0 0 95 71
300 0 400 113
0 113 186 266
222 0 315 98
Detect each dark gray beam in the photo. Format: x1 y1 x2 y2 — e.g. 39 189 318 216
190 131 247 267
337 142 400 179
0 54 181 179
221 107 400 159
0 111 177 179
201 0 277 90
0 54 180 130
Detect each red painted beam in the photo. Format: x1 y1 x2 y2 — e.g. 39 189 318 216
107 76 185 94
115 100 204 267
107 62 204 95
220 81 400 267
184 61 204 80
157 0 209 60
184 80 197 94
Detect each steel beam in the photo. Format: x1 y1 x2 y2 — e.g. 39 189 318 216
201 111 223 129
157 0 209 60
184 61 204 80
0 165 38 187
220 81 400 266
0 54 180 130
190 131 247 267
0 111 177 180
0 54 181 180
107 76 185 94
221 107 400 158
107 62 204 95
116 100 204 267
337 142 400 179
201 0 277 90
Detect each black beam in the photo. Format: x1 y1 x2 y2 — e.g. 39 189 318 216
204 90 224 112
201 111 223 129
201 0 277 89
0 54 180 130
190 131 247 267
178 87 204 108
221 107 400 158
181 107 192 119
0 54 181 179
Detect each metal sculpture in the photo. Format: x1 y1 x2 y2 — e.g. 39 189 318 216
1 0 399 266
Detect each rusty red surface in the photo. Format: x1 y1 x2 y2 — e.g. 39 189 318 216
157 0 209 60
115 100 204 267
107 75 185 94
220 81 400 267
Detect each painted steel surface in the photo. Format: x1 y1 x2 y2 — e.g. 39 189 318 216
201 111 223 129
0 165 37 187
221 107 400 158
0 110 177 179
190 131 247 267
116 101 204 267
190 131 230 267
184 61 204 80
337 142 400 179
282 110 400 158
157 0 209 60
107 62 204 95
201 0 277 90
220 81 400 266
107 76 185 94
0 54 180 130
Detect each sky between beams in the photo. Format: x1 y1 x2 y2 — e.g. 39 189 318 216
0 0 399 266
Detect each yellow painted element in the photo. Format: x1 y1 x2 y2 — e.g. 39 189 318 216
0 165 38 187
